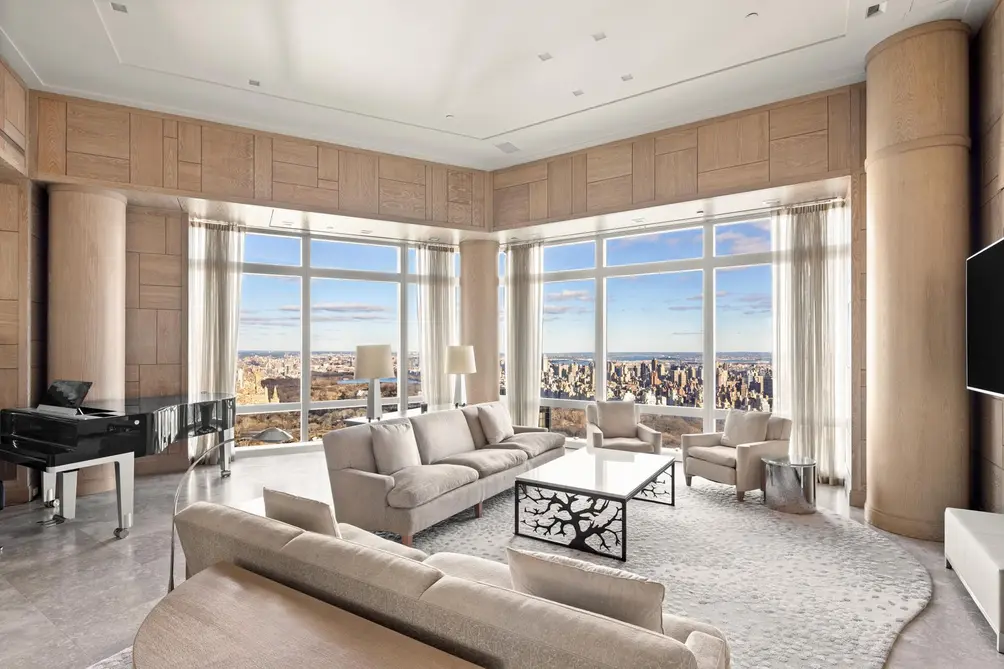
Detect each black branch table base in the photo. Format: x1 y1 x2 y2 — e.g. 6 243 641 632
514 448 675 561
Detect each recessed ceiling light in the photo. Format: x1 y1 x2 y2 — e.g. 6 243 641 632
280 221 293 226
746 12 759 19
359 229 373 235
110 2 128 13
866 3 886 18
445 114 454 119
632 217 645 224
511 236 521 241
621 74 634 82
248 79 260 87
696 210 705 215
763 199 781 207
592 32 607 42
495 142 520 154
538 52 553 62
572 89 585 97
429 236 440 242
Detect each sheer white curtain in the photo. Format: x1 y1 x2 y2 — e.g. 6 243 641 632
188 220 245 459
416 244 457 407
506 243 543 426
772 202 851 484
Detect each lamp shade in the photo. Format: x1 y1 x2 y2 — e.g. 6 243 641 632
355 344 394 379
446 345 477 374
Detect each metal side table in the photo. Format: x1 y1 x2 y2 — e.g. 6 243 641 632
762 455 817 514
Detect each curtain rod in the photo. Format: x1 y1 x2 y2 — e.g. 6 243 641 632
500 196 845 249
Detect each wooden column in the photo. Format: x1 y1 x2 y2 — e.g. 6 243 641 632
864 21 970 540
48 185 127 495
459 240 500 405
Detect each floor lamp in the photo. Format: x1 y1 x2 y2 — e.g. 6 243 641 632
447 345 476 407
356 344 394 421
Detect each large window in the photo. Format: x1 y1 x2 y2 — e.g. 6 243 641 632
237 232 439 447
524 217 773 445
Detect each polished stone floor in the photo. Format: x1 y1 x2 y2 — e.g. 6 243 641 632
0 451 999 668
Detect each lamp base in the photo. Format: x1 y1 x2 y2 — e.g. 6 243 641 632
453 374 466 408
367 379 382 421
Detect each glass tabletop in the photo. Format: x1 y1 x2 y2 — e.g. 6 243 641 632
517 446 675 500
762 454 816 468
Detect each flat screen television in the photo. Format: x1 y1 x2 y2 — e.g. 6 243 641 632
968 238 1004 397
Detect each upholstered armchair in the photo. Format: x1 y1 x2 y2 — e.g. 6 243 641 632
681 413 792 501
585 400 662 454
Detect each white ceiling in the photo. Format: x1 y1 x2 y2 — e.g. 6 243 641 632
0 0 993 170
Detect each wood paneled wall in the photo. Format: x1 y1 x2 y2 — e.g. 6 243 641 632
492 87 859 229
976 3 1004 512
31 93 490 232
0 59 28 178
126 207 188 475
0 181 45 503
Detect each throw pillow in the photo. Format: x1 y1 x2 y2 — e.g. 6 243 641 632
596 401 637 438
720 410 771 447
262 488 341 538
478 402 515 444
506 547 665 633
371 421 422 475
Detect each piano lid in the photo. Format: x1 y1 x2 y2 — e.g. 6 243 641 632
79 393 235 415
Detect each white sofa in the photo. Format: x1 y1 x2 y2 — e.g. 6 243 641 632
176 501 732 669
945 507 1004 652
323 401 565 545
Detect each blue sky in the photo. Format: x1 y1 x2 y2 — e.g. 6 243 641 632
239 221 773 354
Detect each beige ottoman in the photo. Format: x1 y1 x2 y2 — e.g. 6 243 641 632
945 507 1004 652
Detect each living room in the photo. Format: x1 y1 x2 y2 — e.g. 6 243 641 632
0 1 1001 668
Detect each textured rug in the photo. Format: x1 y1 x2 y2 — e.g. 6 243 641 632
413 474 932 669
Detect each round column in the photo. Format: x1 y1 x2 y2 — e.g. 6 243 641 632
48 185 127 496
459 240 500 405
865 21 970 540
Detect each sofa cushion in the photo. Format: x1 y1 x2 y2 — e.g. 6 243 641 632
371 421 422 475
721 409 771 447
478 402 515 444
687 445 737 468
338 523 428 561
410 410 477 464
506 547 665 633
435 448 527 478
386 464 479 509
461 405 488 448
596 401 637 439
262 488 341 538
600 437 651 453
499 432 565 458
322 422 377 472
424 552 512 588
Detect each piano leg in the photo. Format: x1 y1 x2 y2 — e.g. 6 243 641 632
56 470 77 521
42 471 57 508
113 453 134 539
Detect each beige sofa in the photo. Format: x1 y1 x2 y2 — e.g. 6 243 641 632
176 501 731 669
323 401 565 544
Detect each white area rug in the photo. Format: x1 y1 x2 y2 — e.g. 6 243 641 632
413 475 932 669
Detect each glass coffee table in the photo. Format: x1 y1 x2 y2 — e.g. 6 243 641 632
514 447 675 561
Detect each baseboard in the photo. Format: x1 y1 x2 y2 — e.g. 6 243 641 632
848 487 866 508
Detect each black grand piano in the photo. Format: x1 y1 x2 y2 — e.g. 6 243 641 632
0 381 235 538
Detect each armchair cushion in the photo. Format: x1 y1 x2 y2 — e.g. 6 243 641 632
506 547 665 633
601 437 653 453
687 445 737 469
596 401 637 438
721 410 771 447
371 421 422 475
478 402 515 444
435 448 527 478
386 464 478 509
498 432 565 458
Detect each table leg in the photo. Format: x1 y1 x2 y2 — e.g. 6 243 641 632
219 430 233 478
114 455 134 539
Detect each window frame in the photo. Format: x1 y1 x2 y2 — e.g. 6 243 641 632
238 229 442 448
523 214 773 437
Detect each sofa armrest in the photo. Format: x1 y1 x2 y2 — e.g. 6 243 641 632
686 631 730 669
513 425 548 434
734 439 790 493
328 468 394 532
586 422 604 449
636 423 662 453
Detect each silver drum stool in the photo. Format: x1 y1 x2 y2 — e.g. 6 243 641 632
761 455 816 514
